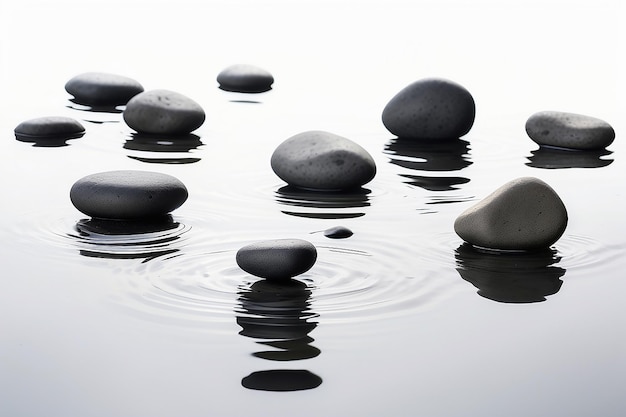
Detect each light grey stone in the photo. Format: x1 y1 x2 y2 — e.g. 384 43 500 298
382 77 475 140
217 64 274 93
236 239 317 281
65 72 144 106
454 177 567 251
70 170 188 219
123 89 205 135
525 111 615 150
271 130 376 190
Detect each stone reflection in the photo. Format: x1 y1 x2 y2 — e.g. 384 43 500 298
384 138 472 172
73 216 180 261
237 279 322 391
384 138 472 207
124 133 203 164
275 185 370 219
526 146 613 169
67 98 124 113
455 243 565 303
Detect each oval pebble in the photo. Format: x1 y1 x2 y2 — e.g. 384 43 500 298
70 170 188 220
123 89 205 135
271 130 376 191
525 111 615 150
14 116 85 142
323 226 353 239
454 177 568 251
217 64 274 93
382 77 476 140
236 239 317 281
65 72 144 106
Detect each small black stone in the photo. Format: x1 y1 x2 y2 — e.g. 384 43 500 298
236 239 317 281
323 226 353 239
217 64 274 93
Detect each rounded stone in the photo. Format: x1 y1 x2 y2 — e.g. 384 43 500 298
236 239 317 281
270 130 376 191
14 116 85 141
382 77 476 140
70 170 188 220
525 111 615 150
123 89 205 135
217 64 274 93
454 177 568 251
65 72 144 106
323 226 353 239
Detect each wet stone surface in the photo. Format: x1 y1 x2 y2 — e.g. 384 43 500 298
123 89 205 135
271 130 376 191
70 170 188 220
382 77 476 140
525 110 615 150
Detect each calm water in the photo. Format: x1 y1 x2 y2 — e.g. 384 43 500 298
1 1 625 416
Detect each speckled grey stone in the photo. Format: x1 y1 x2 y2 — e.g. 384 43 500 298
271 130 376 191
14 116 85 141
454 177 568 251
65 72 144 106
382 78 475 140
217 64 274 93
525 111 615 150
123 89 205 135
236 239 317 281
70 170 188 220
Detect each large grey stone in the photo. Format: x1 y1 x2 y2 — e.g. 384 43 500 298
382 77 475 140
236 239 317 281
70 170 188 220
65 72 144 106
454 177 568 251
123 89 205 135
217 64 274 93
14 116 85 144
271 130 376 190
525 111 615 150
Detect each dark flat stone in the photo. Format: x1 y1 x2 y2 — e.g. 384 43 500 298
65 72 144 106
70 170 188 220
217 64 274 93
236 239 317 281
382 78 475 140
123 89 205 135
14 116 85 142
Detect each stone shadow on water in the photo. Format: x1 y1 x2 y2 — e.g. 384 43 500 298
384 137 472 201
275 185 370 219
73 216 181 262
66 98 124 114
124 133 204 164
526 146 613 169
455 243 566 303
237 279 322 391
